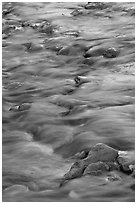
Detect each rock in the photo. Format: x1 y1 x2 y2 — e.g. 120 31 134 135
60 143 134 187
72 148 90 160
103 47 120 58
84 143 118 164
83 161 109 176
63 161 86 180
84 2 109 10
60 160 86 187
117 156 134 175
74 76 90 86
84 47 105 58
2 7 14 16
58 46 70 56
71 9 84 16
9 103 31 112
84 47 119 58
22 42 44 52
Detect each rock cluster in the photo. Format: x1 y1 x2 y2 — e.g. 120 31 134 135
60 143 134 187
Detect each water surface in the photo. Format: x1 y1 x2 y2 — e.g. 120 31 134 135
2 2 135 202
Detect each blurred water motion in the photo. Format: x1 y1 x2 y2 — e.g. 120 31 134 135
2 2 135 202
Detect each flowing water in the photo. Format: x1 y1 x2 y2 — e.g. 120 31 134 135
2 2 135 202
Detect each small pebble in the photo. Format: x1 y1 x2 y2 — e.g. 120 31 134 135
9 103 31 112
71 9 83 16
74 76 90 86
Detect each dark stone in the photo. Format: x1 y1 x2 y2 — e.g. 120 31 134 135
9 103 31 112
103 47 120 58
85 2 109 10
71 9 84 16
74 76 90 86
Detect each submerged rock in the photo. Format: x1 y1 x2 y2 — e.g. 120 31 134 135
22 42 44 52
58 44 86 56
9 103 31 112
84 47 119 58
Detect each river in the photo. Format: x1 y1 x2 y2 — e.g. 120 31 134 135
2 2 135 202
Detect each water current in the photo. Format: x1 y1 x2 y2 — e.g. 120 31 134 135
2 2 135 202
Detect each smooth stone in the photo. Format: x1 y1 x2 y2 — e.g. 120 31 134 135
103 47 120 58
84 143 118 164
84 47 119 58
84 47 105 58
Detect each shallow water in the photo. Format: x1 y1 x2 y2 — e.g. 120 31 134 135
2 2 135 202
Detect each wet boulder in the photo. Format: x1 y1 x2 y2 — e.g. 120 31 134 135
84 143 118 164
60 160 86 187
